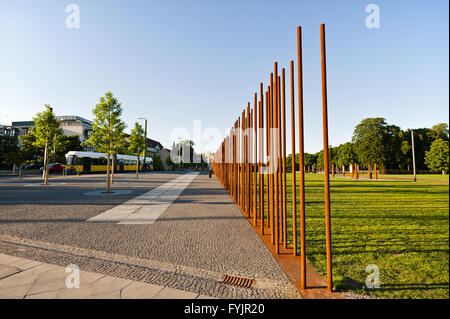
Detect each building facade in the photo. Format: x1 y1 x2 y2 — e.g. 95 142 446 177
11 116 93 145
0 125 20 137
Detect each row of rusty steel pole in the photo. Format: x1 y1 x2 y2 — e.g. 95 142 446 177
212 24 333 292
346 163 378 180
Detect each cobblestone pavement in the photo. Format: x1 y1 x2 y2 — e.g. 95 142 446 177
0 172 301 299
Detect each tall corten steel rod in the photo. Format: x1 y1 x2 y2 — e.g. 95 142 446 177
273 63 280 253
297 26 306 288
277 75 283 246
259 83 264 234
243 110 246 213
281 69 287 249
320 23 333 293
240 112 244 210
265 89 270 233
236 120 239 198
248 108 251 216
290 60 298 257
246 104 251 217
233 122 236 202
269 74 275 244
249 106 253 218
253 93 258 225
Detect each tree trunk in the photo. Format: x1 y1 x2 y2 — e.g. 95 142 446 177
111 156 115 184
44 138 49 185
136 155 139 179
106 155 110 193
43 138 48 180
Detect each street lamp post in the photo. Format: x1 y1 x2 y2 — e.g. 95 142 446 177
411 130 416 182
138 118 148 171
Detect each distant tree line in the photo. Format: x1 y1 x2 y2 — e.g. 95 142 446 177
287 118 449 173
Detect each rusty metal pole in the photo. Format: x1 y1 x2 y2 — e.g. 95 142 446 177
264 90 269 234
240 116 243 203
282 68 287 250
277 75 284 247
290 60 298 256
269 74 275 244
243 110 246 213
233 121 237 203
259 83 264 234
266 89 270 234
232 123 235 201
274 63 279 254
249 105 253 218
332 163 335 177
374 163 378 180
246 105 250 216
236 121 239 199
247 106 251 217
297 26 307 287
320 23 333 293
254 93 258 225
241 113 244 209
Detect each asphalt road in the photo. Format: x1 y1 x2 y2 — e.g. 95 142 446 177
0 171 300 298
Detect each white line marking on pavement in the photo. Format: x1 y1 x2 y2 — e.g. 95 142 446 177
87 172 199 225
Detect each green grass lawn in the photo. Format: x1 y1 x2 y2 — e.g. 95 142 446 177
377 174 449 182
250 173 449 298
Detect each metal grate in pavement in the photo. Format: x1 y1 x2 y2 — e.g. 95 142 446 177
221 274 255 288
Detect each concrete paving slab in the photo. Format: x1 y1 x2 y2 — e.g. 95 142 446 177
0 282 33 298
0 264 60 288
91 290 121 299
89 276 132 296
152 286 199 299
0 254 42 270
0 265 20 279
28 276 67 296
25 290 59 299
196 294 219 299
121 282 164 299
56 286 92 299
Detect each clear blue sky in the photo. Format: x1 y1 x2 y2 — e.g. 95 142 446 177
0 0 448 154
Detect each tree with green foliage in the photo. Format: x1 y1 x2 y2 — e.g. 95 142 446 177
18 133 41 164
55 135 83 163
425 139 449 174
128 122 145 179
352 118 390 168
404 128 435 170
383 124 404 170
165 153 175 170
28 105 64 185
315 147 339 170
304 153 318 169
286 152 318 171
430 123 449 141
152 155 165 171
0 135 20 168
85 91 126 193
336 142 357 167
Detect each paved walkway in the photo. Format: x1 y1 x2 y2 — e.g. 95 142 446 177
0 172 301 299
0 253 212 299
88 172 199 224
